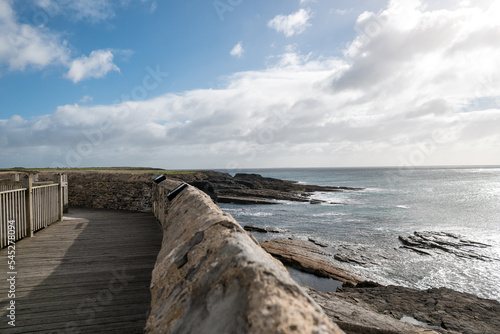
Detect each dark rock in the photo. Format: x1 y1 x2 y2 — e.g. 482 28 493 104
190 181 217 200
217 196 277 205
305 286 440 334
244 225 281 233
260 238 363 287
354 280 382 288
174 171 363 205
400 245 432 256
399 231 498 261
333 244 381 266
310 199 323 204
334 253 368 266
308 237 329 248
324 284 500 334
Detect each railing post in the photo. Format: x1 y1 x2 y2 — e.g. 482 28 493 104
62 174 68 213
54 173 64 222
22 174 34 237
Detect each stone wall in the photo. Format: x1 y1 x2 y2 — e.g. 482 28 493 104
146 181 344 334
66 172 157 212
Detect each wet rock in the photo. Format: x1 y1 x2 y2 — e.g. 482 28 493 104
399 231 497 261
308 237 329 248
332 244 382 266
244 225 281 233
217 196 277 205
305 286 440 334
333 253 368 266
260 238 363 287
310 199 324 204
401 245 432 256
325 284 500 334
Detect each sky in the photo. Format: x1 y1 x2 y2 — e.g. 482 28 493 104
0 0 499 170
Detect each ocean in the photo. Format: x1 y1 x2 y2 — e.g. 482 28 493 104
216 166 500 301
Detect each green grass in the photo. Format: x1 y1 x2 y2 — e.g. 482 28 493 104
0 167 201 175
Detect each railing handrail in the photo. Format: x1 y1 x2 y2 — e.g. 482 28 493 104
33 184 59 190
0 188 27 194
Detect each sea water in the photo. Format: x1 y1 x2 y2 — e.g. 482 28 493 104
216 166 500 301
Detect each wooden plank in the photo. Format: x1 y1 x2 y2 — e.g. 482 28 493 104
0 208 162 333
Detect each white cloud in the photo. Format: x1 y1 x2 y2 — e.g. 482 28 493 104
0 0 123 80
0 0 69 72
35 0 156 23
149 1 158 14
79 95 94 103
267 8 312 37
1 0 500 168
230 42 244 58
334 8 353 16
65 50 120 83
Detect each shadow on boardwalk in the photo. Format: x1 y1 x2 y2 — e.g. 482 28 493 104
0 208 163 334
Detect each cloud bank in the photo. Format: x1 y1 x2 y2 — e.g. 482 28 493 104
1 0 500 169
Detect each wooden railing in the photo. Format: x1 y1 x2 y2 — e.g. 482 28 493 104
0 174 66 248
32 184 60 232
0 189 27 248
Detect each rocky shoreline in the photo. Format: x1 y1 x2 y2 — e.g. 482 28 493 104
172 171 363 205
250 232 500 334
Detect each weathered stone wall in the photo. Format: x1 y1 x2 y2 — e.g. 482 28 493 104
66 172 156 212
146 181 344 334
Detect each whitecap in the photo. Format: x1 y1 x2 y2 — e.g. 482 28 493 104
236 211 273 217
312 212 347 217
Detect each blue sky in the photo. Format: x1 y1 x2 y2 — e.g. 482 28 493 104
1 0 366 117
1 0 499 169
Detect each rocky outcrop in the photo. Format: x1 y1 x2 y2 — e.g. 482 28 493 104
146 183 344 333
311 284 500 334
173 171 363 204
260 239 363 287
399 231 498 261
306 286 441 334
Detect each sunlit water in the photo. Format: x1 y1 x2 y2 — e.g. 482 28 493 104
217 167 500 301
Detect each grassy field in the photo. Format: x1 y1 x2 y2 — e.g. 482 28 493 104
0 167 201 175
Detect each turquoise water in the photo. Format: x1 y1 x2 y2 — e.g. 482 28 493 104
217 166 500 301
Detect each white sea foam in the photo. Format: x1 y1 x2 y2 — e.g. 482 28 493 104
237 211 273 217
312 212 347 217
309 192 346 203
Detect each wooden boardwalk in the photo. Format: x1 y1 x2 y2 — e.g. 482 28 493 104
0 208 163 333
